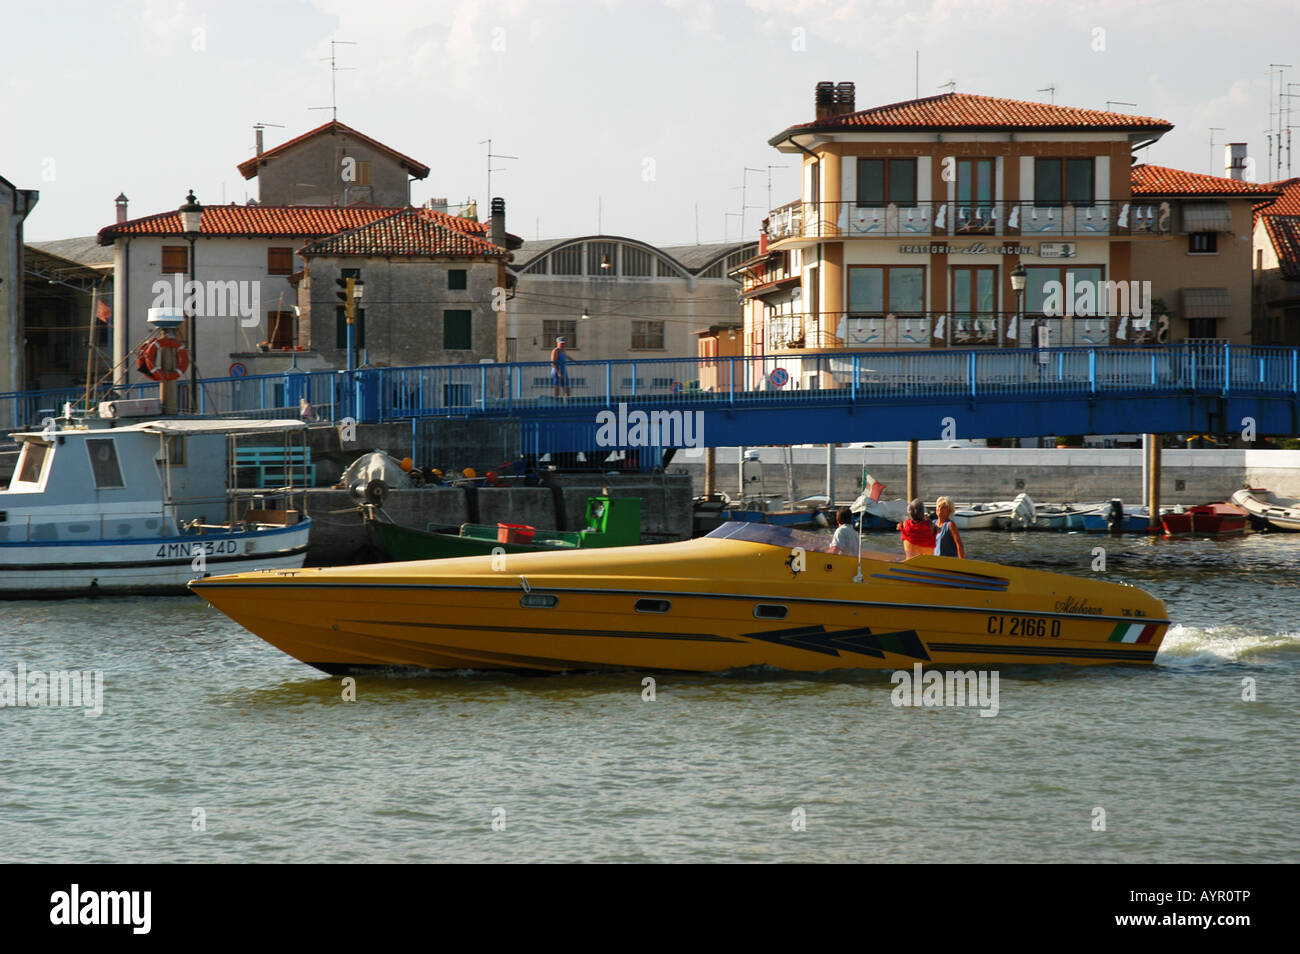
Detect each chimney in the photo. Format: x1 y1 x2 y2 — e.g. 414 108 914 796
256 126 264 156
1225 142 1248 181
490 197 506 247
815 81 837 120
425 196 449 215
836 82 856 115
115 193 129 224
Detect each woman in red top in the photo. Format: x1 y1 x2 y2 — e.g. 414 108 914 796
898 498 936 559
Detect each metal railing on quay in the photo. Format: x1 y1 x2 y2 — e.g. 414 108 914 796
4 344 1298 431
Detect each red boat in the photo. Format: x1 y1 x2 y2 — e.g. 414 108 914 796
1161 503 1248 537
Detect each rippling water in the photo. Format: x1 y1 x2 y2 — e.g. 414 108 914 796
1 532 1296 863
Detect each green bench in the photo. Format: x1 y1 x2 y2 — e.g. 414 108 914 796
234 446 315 488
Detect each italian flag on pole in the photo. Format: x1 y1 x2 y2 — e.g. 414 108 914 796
1108 622 1160 644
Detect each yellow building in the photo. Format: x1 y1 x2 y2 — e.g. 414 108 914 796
749 84 1198 379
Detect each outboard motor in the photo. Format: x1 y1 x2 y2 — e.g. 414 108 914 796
349 478 389 506
1011 492 1036 530
1106 498 1124 534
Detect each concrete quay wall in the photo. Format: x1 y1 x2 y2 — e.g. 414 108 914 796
674 447 1300 505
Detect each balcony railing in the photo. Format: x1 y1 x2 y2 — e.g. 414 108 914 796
757 311 1156 350
766 199 1174 241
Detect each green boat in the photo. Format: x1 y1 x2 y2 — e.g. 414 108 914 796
370 496 641 561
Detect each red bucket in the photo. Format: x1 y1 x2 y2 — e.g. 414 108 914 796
497 523 535 544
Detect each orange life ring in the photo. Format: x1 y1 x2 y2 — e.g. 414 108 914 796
138 337 189 381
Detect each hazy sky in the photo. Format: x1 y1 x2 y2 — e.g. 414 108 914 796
6 0 1299 246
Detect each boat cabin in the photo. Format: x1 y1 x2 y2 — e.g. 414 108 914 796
1 419 307 544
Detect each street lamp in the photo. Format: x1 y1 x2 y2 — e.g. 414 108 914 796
179 190 203 412
1009 262 1027 347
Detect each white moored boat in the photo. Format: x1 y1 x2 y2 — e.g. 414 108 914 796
1230 487 1300 532
952 500 1016 530
1 416 311 596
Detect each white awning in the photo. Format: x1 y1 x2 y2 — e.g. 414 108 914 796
139 419 308 436
9 418 308 442
1181 202 1230 233
1181 287 1231 318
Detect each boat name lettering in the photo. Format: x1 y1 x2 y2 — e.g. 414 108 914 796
1054 596 1103 615
987 616 1061 638
156 540 240 559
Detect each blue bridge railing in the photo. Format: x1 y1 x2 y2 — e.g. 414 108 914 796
4 344 1298 431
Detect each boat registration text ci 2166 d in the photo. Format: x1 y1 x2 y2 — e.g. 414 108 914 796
987 616 1062 638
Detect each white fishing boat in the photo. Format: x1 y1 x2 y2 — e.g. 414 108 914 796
952 500 1016 530
1230 487 1300 532
1 415 311 596
1034 502 1106 531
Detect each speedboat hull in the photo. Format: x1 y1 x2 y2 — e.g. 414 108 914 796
191 523 1170 674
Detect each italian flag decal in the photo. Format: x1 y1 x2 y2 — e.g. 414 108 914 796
1108 622 1160 644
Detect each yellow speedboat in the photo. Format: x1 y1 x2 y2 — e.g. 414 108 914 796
189 522 1169 674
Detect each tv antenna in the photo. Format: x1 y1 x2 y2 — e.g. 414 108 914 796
766 164 789 214
480 139 518 203
1266 63 1292 179
1208 127 1225 176
310 40 357 121
1037 85 1056 104
1105 100 1137 112
938 79 957 93
739 167 764 241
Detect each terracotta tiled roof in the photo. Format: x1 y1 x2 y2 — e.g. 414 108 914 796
1255 180 1300 279
771 92 1172 143
1258 178 1300 216
236 120 430 180
298 208 506 258
1263 216 1300 280
1130 164 1278 197
98 205 487 244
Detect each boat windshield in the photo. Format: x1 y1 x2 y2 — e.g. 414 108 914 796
704 520 899 561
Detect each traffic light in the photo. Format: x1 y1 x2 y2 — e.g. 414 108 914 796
334 277 362 322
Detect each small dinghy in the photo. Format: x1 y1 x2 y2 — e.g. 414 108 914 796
1033 502 1104 531
1160 503 1248 537
1229 488 1300 532
1081 500 1163 534
952 500 1016 530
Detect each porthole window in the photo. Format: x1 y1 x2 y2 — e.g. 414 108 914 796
635 598 671 614
520 594 558 608
753 604 788 620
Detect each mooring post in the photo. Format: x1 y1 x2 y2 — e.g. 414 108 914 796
826 443 836 506
1147 434 1162 530
907 439 919 506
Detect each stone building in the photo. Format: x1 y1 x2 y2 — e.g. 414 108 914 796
237 120 430 207
298 203 512 369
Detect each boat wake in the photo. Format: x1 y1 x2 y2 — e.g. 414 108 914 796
1155 624 1300 667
